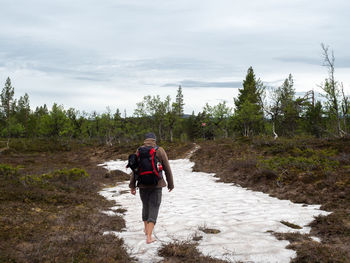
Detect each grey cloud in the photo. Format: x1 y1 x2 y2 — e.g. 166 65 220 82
333 58 350 68
127 58 213 71
2 59 113 82
0 37 119 81
1 34 230 81
163 80 242 88
274 56 320 65
265 79 285 88
275 56 350 68
29 89 71 99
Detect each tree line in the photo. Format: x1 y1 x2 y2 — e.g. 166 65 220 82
0 44 349 144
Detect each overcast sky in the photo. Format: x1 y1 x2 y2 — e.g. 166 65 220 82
1 0 349 115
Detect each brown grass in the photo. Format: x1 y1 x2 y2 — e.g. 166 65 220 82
0 143 134 263
273 232 348 262
159 241 229 263
199 227 221 234
280 221 302 229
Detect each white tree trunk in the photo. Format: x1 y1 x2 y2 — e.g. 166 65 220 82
272 121 278 140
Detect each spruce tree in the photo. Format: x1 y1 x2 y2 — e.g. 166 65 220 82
277 74 299 135
234 67 264 136
235 67 261 110
304 101 324 137
1 77 15 137
16 93 31 136
175 85 184 116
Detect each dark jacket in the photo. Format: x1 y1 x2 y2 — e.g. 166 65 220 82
129 138 174 190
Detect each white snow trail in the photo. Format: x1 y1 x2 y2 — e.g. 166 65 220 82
99 159 330 263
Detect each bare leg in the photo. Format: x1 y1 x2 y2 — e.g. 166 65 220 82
146 222 156 244
143 221 147 235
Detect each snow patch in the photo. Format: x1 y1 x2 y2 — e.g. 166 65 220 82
99 159 330 263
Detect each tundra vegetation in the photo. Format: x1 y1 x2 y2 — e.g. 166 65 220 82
1 45 349 262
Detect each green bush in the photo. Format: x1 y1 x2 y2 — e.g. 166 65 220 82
6 138 74 153
266 141 298 155
259 156 338 172
290 147 338 158
19 173 54 186
257 147 339 182
53 168 89 182
12 168 90 187
0 164 19 178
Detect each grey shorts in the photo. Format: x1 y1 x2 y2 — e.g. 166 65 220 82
139 188 162 224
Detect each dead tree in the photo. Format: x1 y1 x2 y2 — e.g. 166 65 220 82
321 43 345 137
341 83 349 134
303 90 315 107
261 87 280 140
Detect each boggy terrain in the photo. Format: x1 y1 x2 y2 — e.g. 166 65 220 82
191 137 350 263
0 139 193 262
1 137 349 262
0 139 134 262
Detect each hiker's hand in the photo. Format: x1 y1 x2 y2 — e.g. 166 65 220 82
131 188 136 195
168 188 173 192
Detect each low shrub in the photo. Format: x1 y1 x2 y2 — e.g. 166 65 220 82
226 159 257 172
6 138 74 153
159 241 227 263
263 140 298 155
19 172 54 186
258 155 338 172
257 148 339 182
0 164 19 178
1 165 90 190
52 168 89 182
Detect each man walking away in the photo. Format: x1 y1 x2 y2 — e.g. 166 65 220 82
129 132 174 244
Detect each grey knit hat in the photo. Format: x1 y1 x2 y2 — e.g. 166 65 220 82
145 132 156 140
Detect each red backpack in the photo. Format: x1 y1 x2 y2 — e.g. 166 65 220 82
136 146 162 186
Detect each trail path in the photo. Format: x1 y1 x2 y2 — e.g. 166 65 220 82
99 158 330 263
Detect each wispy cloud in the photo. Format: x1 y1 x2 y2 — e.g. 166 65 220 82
275 56 350 68
163 80 242 88
274 56 320 66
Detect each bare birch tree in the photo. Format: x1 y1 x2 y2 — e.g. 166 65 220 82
320 43 345 137
341 83 349 133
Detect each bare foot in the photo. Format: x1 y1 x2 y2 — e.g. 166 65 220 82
146 237 156 244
